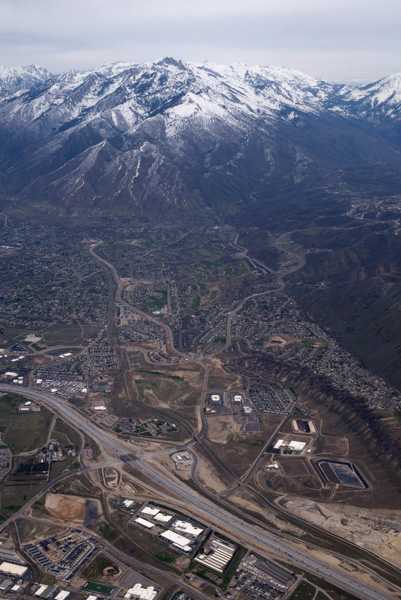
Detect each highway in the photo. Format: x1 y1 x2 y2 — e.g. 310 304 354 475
0 383 398 600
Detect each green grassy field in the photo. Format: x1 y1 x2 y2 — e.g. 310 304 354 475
136 370 183 382
2 478 44 513
5 408 52 453
41 323 84 345
147 291 167 312
82 554 119 579
191 295 201 311
83 581 115 595
0 394 16 432
289 581 316 600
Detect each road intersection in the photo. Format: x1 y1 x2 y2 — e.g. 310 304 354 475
0 383 398 600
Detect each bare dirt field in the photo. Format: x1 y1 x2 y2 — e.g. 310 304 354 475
16 519 65 544
226 486 304 536
131 355 203 412
45 493 102 525
305 545 399 598
279 458 312 477
103 467 119 488
257 458 322 495
31 355 52 365
205 356 243 390
281 497 401 567
206 415 242 443
259 414 287 440
192 449 234 494
318 435 348 456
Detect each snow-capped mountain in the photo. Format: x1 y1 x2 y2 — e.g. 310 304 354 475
0 58 400 216
334 73 401 121
0 64 52 97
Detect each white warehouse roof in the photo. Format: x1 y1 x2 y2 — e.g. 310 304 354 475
160 530 192 550
0 562 28 576
55 591 70 600
141 506 159 516
172 520 203 537
135 517 154 529
35 586 48 597
289 441 306 451
154 512 173 523
124 584 158 600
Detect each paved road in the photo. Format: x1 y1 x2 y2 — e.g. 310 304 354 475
0 384 398 600
89 244 183 358
23 514 214 600
0 457 119 535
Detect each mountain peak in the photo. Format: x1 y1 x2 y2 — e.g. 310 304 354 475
0 64 52 96
154 57 186 69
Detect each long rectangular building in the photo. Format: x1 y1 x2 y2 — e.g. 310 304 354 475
160 530 192 552
194 538 236 573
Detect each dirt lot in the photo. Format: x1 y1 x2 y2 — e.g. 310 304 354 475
281 497 401 567
206 415 242 443
191 448 234 494
279 458 312 477
257 457 322 495
45 493 102 525
226 486 304 536
318 434 349 456
30 355 52 365
205 356 243 390
103 467 119 488
131 355 203 412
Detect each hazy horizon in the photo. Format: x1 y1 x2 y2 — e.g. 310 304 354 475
1 0 400 83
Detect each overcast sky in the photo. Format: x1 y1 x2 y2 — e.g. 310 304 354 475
1 0 401 82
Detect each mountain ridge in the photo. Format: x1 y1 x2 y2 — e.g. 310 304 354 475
0 59 401 217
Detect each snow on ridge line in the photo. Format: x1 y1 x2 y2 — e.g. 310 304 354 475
2 60 401 126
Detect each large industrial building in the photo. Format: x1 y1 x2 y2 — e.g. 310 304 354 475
195 537 237 573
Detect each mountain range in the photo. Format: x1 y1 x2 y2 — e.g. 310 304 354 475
2 59 401 390
0 58 401 217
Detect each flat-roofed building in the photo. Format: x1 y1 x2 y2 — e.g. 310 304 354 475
0 548 25 564
195 538 237 574
141 506 159 516
124 583 158 600
288 440 306 452
35 585 54 598
135 517 154 529
123 500 135 508
172 520 203 537
0 579 13 590
0 562 28 577
160 530 192 552
154 512 173 523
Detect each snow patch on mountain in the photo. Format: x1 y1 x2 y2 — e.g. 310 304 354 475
0 65 52 96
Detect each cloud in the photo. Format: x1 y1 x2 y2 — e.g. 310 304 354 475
0 0 401 81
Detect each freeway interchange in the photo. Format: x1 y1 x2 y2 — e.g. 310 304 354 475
0 383 399 600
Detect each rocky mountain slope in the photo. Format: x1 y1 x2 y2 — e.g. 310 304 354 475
0 58 400 216
0 64 52 96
